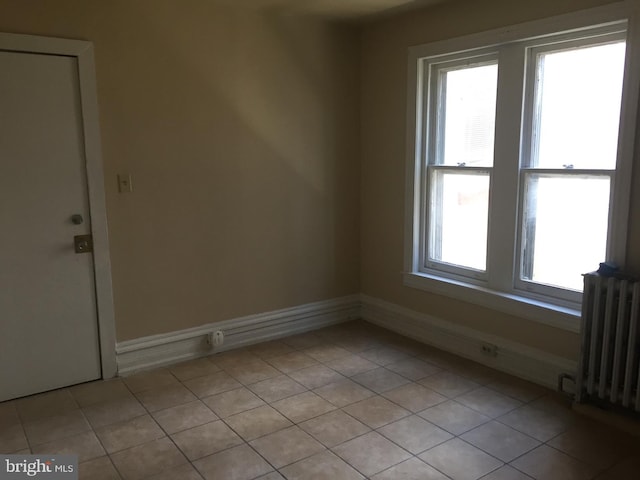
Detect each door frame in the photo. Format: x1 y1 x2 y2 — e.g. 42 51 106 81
0 32 117 378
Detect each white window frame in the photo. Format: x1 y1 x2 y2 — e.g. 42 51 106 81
423 52 498 283
404 3 640 332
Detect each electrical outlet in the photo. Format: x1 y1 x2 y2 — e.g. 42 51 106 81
208 330 224 347
481 342 498 357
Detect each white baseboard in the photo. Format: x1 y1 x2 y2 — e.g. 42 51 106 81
116 292 577 391
116 295 361 375
360 294 577 390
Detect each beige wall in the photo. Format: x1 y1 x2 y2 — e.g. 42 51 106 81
1 0 636 359
0 0 361 341
360 0 640 361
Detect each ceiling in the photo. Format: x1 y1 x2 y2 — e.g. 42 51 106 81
218 0 451 20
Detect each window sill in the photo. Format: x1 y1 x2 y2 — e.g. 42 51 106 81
403 272 581 333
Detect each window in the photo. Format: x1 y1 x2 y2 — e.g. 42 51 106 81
427 58 497 276
405 7 639 329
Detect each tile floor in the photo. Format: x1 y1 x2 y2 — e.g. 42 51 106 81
1 320 639 479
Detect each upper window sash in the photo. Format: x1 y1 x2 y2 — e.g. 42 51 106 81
520 30 627 171
426 53 499 168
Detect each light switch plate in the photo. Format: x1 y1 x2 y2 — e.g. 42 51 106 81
117 173 133 193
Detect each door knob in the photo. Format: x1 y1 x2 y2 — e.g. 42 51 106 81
71 214 84 225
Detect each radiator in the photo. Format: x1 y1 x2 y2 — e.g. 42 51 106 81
574 273 640 412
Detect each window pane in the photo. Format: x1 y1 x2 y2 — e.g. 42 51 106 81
521 175 610 291
531 42 626 169
441 64 498 167
429 171 490 271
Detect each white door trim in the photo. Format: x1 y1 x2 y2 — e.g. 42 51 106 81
0 32 117 378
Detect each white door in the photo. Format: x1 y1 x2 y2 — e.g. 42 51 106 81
0 50 102 402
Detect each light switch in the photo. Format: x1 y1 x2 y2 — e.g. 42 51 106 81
117 173 133 193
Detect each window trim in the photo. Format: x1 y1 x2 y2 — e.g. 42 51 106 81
404 3 640 332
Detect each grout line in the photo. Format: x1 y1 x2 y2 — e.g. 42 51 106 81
6 320 625 480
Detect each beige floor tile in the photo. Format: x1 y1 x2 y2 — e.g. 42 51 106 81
224 405 292 441
420 371 481 398
385 358 441 381
595 455 640 480
16 389 79 423
419 400 491 435
135 383 197 412
281 332 324 349
248 341 295 359
248 375 306 403
143 462 204 480
460 421 540 462
486 377 548 403
360 347 410 366
289 365 345 389
110 437 187 480
23 409 90 446
378 415 452 454
371 457 450 479
299 409 370 447
313 379 375 407
70 379 131 408
79 456 122 480
16 325 636 480
335 336 382 354
152 400 218 434
450 362 501 385
386 337 430 356
171 420 243 460
342 395 410 429
202 387 265 418
547 423 634 470
0 423 28 453
456 387 522 418
168 358 221 382
193 444 273 480
209 349 260 369
94 414 164 454
271 391 336 423
418 349 468 371
480 465 533 480
497 404 569 442
511 445 597 480
122 369 178 393
325 355 378 377
224 358 281 385
280 450 364 479
250 425 325 468
183 371 242 398
82 396 146 429
333 431 411 477
32 430 105 462
266 351 318 373
303 344 351 363
256 473 285 480
314 327 350 343
0 402 20 428
527 394 578 423
382 383 447 412
11 449 31 455
419 438 503 480
351 367 410 393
